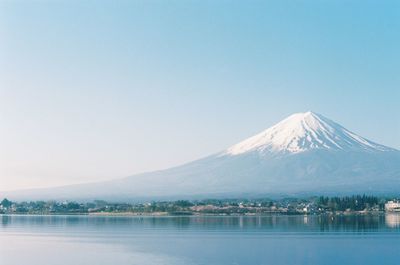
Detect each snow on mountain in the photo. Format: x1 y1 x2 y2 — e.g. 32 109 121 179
225 111 393 156
2 111 400 201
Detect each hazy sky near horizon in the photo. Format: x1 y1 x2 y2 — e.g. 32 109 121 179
1 1 399 191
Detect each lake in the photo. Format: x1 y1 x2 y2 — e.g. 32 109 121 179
1 214 400 265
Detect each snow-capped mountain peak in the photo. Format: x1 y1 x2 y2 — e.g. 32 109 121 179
225 111 392 155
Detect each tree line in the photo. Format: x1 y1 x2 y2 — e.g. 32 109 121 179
317 195 382 211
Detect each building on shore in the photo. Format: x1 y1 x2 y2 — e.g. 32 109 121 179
385 201 400 212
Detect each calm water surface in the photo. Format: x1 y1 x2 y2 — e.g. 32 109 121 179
1 214 400 265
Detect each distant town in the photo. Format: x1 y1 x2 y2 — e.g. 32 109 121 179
1 195 400 216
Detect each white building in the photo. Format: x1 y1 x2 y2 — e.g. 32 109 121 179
385 201 400 212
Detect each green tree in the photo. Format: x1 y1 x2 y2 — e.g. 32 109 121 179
1 198 12 208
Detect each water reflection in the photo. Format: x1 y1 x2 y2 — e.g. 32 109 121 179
385 213 400 228
1 214 399 233
2 215 11 226
2 215 400 265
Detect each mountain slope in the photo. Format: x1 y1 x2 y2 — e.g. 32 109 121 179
3 111 400 201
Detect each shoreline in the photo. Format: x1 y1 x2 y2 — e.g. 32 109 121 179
1 211 393 217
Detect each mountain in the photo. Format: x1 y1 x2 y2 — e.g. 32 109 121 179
3 111 400 201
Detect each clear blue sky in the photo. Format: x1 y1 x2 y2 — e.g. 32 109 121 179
1 0 399 190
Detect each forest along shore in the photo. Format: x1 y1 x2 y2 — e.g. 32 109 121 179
1 195 399 216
